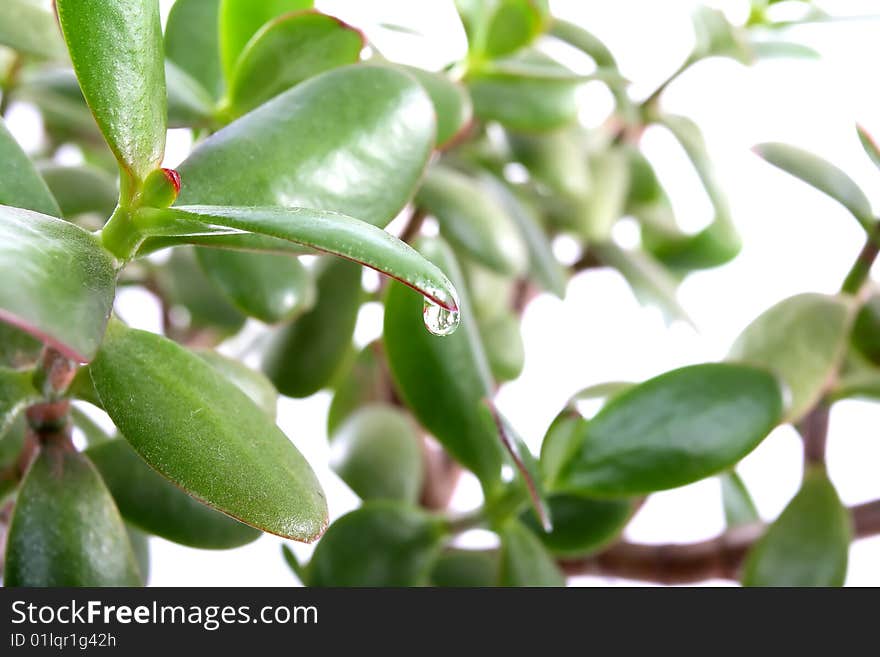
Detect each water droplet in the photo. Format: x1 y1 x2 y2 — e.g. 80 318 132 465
423 299 460 336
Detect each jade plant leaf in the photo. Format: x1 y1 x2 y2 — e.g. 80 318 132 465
0 119 61 217
196 249 314 324
0 0 66 60
56 0 166 184
754 142 875 231
226 10 364 117
327 343 388 435
479 311 525 382
261 258 362 398
165 0 224 100
742 468 851 586
87 439 261 549
728 293 853 422
165 61 217 129
4 446 142 586
89 320 327 541
720 470 760 528
549 19 617 69
38 163 118 220
456 0 549 59
329 404 424 504
0 368 39 437
308 503 447 586
0 323 42 370
555 363 784 497
856 124 880 172
384 238 506 491
852 294 880 365
219 0 313 80
430 549 500 586
417 166 528 276
197 350 278 418
401 66 473 148
0 206 116 363
176 65 434 228
127 525 151 585
498 519 565 586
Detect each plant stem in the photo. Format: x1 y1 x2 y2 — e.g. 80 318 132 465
841 227 880 295
796 402 830 468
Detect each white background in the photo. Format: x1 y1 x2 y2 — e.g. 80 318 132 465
8 0 880 586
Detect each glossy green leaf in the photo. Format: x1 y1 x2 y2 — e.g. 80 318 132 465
164 0 224 100
5 446 141 586
89 320 327 541
196 249 314 324
219 0 313 80
521 493 632 557
0 0 66 60
852 294 880 365
754 142 874 231
555 363 784 497
580 149 630 241
197 350 277 418
506 127 591 203
482 175 567 297
280 543 307 582
56 0 166 183
127 525 151 585
87 438 261 549
0 119 61 217
0 323 42 370
0 368 38 437
720 470 760 528
165 60 216 128
728 293 853 422
308 503 446 586
138 205 458 313
177 65 433 228
461 258 515 322
0 206 116 362
227 11 364 117
468 50 580 132
479 311 525 382
384 238 505 490
37 163 117 220
261 258 362 398
330 405 424 504
401 66 473 148
153 247 246 337
430 549 499 586
456 0 548 59
856 124 880 172
540 410 587 488
498 520 565 586
417 166 527 275
327 343 387 435
742 468 850 586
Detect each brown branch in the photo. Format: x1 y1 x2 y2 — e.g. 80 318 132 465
399 208 427 245
797 402 830 467
419 437 461 511
560 499 880 584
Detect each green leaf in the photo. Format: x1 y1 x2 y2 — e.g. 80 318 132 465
196 249 314 324
308 503 446 586
384 238 505 491
498 520 565 586
720 470 760 528
89 320 327 541
137 205 459 313
227 11 364 117
177 65 434 228
728 293 853 423
750 39 819 60
479 311 525 381
400 66 473 148
327 343 387 436
87 438 261 549
127 525 151 585
481 174 567 297
56 0 166 184
416 165 528 276
580 148 630 241
555 363 784 497
691 6 752 64
852 294 880 365
456 0 548 59
0 368 39 437
197 350 278 418
856 124 880 172
540 410 586 489
742 468 850 586
0 206 116 362
4 446 141 586
0 414 26 501
165 60 217 129
153 247 246 337
37 163 118 220
164 0 224 100
13 68 102 145
0 0 66 60
430 549 500 586
548 19 617 69
329 404 424 504
0 322 42 370
506 127 591 203
521 493 632 557
754 142 874 231
219 0 313 81
261 258 362 398
467 50 580 132
0 119 61 217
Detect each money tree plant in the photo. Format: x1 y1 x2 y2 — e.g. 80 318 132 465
0 0 878 587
